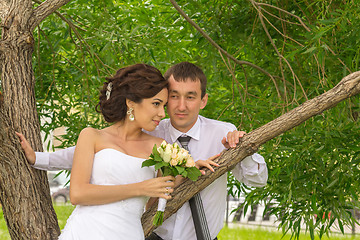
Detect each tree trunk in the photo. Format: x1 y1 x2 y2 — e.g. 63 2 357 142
0 108 60 239
0 0 69 239
141 71 360 236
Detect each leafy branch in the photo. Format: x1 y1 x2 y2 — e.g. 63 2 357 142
169 0 277 84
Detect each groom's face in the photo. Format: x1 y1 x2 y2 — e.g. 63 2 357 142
167 75 208 133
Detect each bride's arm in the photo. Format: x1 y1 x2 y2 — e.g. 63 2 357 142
70 128 174 206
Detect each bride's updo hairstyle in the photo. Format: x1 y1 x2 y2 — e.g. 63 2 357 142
96 63 168 123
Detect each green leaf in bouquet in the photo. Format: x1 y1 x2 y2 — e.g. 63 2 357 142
186 167 202 181
152 144 158 155
152 145 162 162
153 153 163 162
181 170 188 178
171 167 180 176
162 167 172 176
142 159 157 167
175 166 185 174
155 161 168 171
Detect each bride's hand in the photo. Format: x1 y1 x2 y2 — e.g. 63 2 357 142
140 176 175 200
15 132 36 165
195 153 220 175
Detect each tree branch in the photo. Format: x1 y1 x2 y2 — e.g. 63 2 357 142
142 71 360 236
32 0 114 76
250 1 308 101
169 0 276 82
30 0 71 31
256 2 311 32
251 0 352 76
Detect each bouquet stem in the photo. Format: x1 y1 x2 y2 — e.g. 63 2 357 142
153 197 167 226
152 211 164 226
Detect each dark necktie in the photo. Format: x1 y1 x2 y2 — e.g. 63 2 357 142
177 136 211 240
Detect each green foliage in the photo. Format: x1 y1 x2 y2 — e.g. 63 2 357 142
253 104 359 238
217 226 360 240
31 0 360 239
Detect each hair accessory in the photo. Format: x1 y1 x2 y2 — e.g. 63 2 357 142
127 107 135 121
106 82 113 100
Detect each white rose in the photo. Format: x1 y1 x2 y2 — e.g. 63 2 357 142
180 148 189 156
172 146 178 155
171 151 178 160
178 149 187 164
173 142 179 150
157 147 164 158
163 144 172 163
170 158 179 166
185 157 195 167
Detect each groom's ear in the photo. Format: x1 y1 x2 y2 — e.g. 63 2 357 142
200 93 208 110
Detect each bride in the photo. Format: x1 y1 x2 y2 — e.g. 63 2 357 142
18 63 175 239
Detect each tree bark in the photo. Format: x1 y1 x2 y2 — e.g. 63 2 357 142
0 108 60 239
141 71 360 236
0 0 71 239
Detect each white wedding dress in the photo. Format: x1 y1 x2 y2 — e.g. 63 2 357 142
59 148 155 240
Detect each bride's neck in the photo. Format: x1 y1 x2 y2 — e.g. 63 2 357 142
110 121 143 140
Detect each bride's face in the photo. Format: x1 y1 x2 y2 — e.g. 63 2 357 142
131 88 168 131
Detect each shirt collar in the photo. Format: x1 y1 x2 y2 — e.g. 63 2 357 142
169 116 201 143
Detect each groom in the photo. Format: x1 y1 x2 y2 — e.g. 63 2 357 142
30 62 268 240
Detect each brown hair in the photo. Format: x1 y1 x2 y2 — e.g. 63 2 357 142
96 63 168 123
164 62 207 98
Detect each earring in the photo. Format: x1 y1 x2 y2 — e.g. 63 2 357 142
127 108 135 121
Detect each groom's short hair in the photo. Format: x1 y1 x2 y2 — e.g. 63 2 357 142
164 62 207 98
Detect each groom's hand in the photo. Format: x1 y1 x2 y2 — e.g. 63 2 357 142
221 130 246 148
15 132 36 165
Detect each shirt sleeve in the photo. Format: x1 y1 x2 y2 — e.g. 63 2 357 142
33 146 75 171
231 153 268 187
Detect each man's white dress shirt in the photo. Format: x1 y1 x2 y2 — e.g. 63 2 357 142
34 115 267 240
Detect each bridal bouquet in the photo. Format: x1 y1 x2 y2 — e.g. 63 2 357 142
142 140 201 226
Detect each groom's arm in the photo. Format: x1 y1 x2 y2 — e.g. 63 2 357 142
231 153 268 187
222 129 268 187
16 132 75 171
34 146 75 171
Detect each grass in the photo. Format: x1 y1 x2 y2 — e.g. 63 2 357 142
0 204 75 240
218 226 360 240
1 205 360 240
54 204 76 230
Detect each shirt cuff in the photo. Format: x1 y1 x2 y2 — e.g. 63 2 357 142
232 153 268 187
34 152 50 170
246 152 265 164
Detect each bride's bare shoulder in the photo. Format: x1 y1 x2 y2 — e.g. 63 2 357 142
78 127 101 138
142 133 165 146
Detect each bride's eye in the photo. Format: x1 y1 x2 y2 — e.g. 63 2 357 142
153 102 160 106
